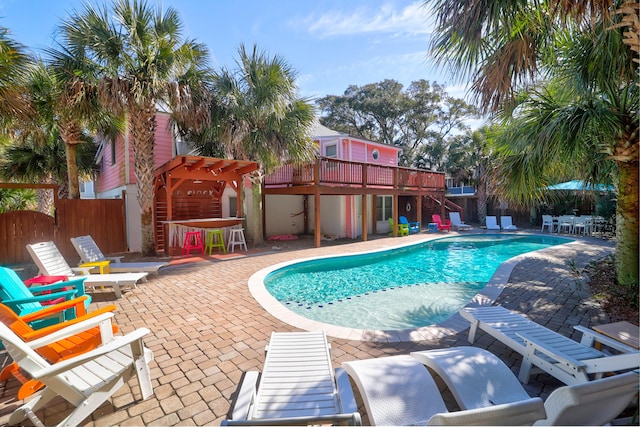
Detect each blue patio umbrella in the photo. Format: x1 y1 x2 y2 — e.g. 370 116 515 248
545 180 614 192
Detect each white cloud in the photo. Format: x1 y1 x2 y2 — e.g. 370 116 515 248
293 1 435 38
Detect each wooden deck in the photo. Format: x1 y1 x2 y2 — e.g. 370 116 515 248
264 157 446 247
264 157 445 195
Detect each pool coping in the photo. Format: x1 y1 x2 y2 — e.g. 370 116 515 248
248 232 577 342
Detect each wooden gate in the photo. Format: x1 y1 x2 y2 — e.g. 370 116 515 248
0 199 127 266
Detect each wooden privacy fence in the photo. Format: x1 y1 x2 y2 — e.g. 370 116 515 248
0 199 127 266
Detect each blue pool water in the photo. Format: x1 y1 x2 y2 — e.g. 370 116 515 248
264 234 571 330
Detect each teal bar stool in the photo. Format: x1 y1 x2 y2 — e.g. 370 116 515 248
205 229 226 255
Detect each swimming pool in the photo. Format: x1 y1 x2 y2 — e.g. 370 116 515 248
250 234 573 336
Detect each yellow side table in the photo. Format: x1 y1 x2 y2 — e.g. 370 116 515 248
79 260 111 274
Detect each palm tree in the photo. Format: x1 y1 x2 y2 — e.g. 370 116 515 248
44 47 120 200
427 0 639 285
0 130 97 213
0 188 36 213
210 44 316 245
0 26 32 128
58 0 212 255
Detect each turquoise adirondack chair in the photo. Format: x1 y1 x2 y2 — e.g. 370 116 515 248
0 266 90 329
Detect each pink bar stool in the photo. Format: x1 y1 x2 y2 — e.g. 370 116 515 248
182 231 204 256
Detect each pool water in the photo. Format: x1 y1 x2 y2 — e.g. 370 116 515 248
264 234 570 330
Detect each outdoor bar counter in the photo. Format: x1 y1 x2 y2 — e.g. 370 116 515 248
161 217 245 255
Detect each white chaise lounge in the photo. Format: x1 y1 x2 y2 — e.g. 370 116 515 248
70 235 168 275
224 331 361 426
343 351 546 426
500 216 518 230
486 216 501 230
26 241 148 299
450 212 472 231
459 306 640 384
343 346 639 426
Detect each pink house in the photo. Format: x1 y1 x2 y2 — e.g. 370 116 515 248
94 113 177 251
263 123 446 246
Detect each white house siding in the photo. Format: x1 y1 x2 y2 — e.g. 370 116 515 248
264 194 306 236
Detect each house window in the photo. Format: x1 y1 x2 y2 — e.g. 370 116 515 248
376 196 393 221
371 149 379 160
325 144 337 158
229 196 238 217
111 141 116 166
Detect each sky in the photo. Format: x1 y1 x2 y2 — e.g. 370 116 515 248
0 0 471 102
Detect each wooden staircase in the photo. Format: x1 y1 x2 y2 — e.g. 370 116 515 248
422 195 465 221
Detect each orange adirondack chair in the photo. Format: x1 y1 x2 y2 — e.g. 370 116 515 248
0 298 118 399
431 214 451 232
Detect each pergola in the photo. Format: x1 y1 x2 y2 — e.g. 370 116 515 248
153 156 259 252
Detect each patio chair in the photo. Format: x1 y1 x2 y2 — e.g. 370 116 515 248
431 214 451 232
556 215 575 234
399 216 420 234
343 353 546 426
70 235 168 275
485 216 501 230
0 301 118 399
0 266 91 328
224 331 361 426
541 215 555 233
459 306 640 385
388 218 409 236
26 241 149 299
500 216 518 231
0 320 153 427
449 212 472 231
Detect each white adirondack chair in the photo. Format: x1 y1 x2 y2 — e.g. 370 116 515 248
0 320 154 427
26 241 148 299
70 235 168 275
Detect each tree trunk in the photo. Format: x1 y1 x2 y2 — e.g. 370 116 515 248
615 158 639 286
37 175 56 215
249 170 264 246
129 102 157 256
59 120 82 199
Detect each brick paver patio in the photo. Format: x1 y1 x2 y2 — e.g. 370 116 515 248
0 230 616 425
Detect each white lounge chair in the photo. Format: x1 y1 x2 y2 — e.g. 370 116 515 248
411 347 533 410
459 306 640 384
343 353 546 426
535 371 639 426
345 347 638 426
449 212 472 231
500 216 518 230
26 241 148 299
0 318 154 427
224 331 361 426
70 235 168 275
486 216 501 230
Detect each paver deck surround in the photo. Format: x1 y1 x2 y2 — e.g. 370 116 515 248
0 230 617 425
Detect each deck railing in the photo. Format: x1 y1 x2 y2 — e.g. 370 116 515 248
265 157 445 190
